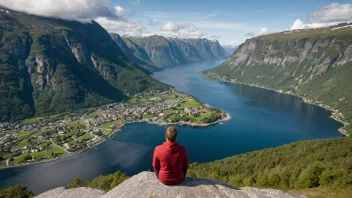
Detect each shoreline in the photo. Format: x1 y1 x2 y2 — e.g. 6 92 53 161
201 73 349 137
0 113 231 169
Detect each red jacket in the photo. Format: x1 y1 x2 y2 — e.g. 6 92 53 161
152 141 189 185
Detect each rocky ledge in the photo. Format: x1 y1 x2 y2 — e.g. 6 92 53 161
36 172 306 198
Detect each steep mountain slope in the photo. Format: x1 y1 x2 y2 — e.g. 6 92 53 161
0 8 167 122
203 23 352 133
109 33 156 72
112 35 228 69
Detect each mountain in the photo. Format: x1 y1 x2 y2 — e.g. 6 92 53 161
202 23 352 133
111 34 228 70
0 7 167 122
222 45 238 55
109 34 156 72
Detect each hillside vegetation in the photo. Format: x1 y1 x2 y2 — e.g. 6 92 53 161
0 7 167 122
188 137 352 197
67 171 129 192
1 137 350 197
68 136 352 197
203 23 352 133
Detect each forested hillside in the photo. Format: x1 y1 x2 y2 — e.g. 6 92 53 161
203 23 352 133
188 137 352 197
0 8 167 122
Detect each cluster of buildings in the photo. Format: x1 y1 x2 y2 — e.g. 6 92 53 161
82 89 191 125
0 89 218 167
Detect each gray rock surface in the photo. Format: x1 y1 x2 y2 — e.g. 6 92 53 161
35 187 105 198
102 172 305 198
35 172 306 198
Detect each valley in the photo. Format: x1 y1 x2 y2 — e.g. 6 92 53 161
0 59 342 194
111 34 229 71
0 2 351 198
0 88 227 167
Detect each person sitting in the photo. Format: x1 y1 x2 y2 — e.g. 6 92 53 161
152 126 189 185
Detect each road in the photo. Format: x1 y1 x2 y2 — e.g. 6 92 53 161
50 138 68 153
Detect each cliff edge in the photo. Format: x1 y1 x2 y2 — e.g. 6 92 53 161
36 172 305 198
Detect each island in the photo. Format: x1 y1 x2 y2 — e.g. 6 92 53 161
0 88 229 168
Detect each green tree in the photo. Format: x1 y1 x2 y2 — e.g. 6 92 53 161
0 184 34 198
24 154 32 161
67 177 84 189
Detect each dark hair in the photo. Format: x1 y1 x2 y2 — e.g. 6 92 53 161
166 126 177 142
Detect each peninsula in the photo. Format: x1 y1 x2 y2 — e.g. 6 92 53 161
0 88 229 168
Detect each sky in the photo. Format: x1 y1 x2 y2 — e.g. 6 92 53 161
0 0 352 46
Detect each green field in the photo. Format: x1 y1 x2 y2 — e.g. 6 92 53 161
39 141 51 148
22 113 75 125
164 99 178 104
16 131 34 140
67 139 78 146
80 133 92 140
102 129 113 136
62 131 76 139
65 120 85 129
142 114 155 119
178 99 201 109
12 147 67 164
34 129 56 137
2 153 13 160
187 112 212 123
16 138 31 148
98 120 121 129
128 97 138 104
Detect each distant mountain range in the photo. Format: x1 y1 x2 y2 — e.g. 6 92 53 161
202 23 352 133
221 45 238 55
111 34 228 71
0 7 167 122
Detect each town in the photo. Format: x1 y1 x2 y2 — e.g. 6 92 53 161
0 88 228 167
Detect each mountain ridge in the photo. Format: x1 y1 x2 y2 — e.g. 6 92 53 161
202 22 352 133
111 34 228 71
0 7 167 122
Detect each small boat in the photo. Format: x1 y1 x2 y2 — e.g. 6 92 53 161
219 123 223 124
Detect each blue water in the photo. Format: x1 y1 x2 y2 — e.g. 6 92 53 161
0 60 343 194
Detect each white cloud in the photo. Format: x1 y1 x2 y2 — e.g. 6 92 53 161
196 21 247 30
290 19 304 30
0 0 148 35
96 16 147 35
148 19 164 27
158 23 219 39
289 3 352 30
229 40 241 47
310 3 352 22
0 0 116 22
114 6 124 16
257 27 269 36
160 22 190 32
182 26 207 38
131 0 140 6
290 19 340 30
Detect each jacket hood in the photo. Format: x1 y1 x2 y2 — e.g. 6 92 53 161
163 141 180 154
